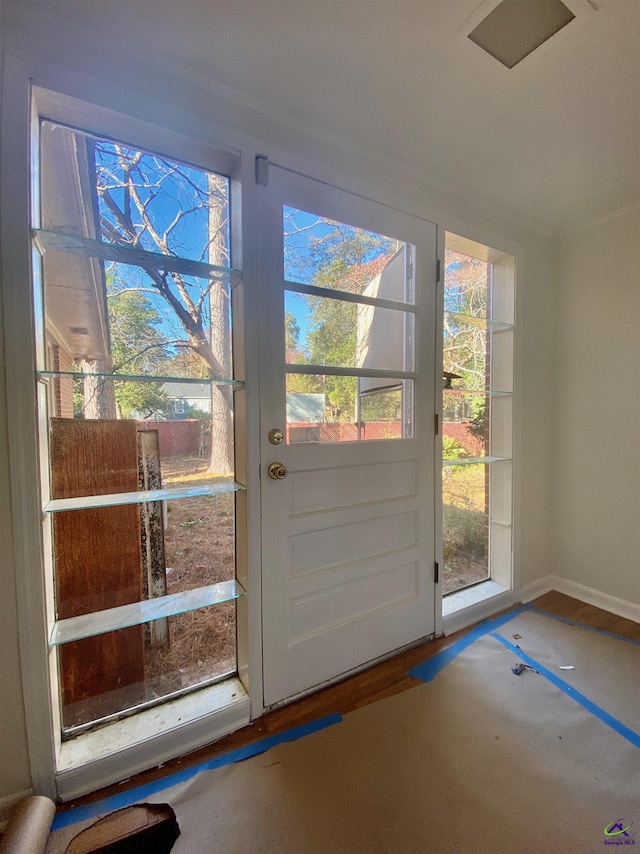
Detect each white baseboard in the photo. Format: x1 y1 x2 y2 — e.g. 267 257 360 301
520 574 555 603
0 789 33 832
520 574 640 625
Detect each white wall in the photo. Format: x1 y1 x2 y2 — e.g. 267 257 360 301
0 31 34 812
553 207 640 606
0 13 558 803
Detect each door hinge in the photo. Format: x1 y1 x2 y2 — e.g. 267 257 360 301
436 258 441 284
255 154 269 186
434 561 440 584
434 412 440 435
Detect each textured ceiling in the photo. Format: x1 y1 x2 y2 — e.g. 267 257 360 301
4 0 640 234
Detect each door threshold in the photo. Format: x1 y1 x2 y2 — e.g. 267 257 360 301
265 632 435 713
56 677 249 801
442 580 516 636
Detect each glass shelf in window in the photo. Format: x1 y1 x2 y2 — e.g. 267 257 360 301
442 387 512 397
38 245 235 381
444 310 513 332
43 480 245 513
32 228 242 287
56 603 238 732
37 370 243 389
443 456 511 467
50 579 246 646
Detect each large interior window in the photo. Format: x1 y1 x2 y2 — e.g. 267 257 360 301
442 233 514 596
33 118 244 736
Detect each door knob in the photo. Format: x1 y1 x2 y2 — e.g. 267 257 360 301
268 462 288 480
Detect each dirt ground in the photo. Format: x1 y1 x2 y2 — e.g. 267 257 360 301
442 464 489 595
442 557 488 595
143 453 237 699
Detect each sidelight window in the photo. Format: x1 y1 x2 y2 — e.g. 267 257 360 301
33 117 245 735
442 234 514 596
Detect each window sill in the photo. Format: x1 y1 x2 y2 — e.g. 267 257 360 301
56 677 249 801
442 579 515 636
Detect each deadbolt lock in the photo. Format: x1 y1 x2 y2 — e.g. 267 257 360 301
268 462 288 480
268 428 284 445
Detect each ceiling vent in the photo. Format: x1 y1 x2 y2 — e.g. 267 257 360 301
468 0 576 69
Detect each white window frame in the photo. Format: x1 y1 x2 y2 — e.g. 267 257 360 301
440 232 518 633
2 76 258 798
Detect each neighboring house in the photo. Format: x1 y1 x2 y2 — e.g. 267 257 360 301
285 392 325 423
162 382 212 419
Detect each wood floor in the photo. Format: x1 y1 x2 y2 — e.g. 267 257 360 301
58 591 640 814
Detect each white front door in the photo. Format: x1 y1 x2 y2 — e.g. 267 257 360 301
257 165 437 707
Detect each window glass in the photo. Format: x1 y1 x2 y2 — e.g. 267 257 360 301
285 290 414 372
37 118 239 733
286 374 413 443
40 121 230 266
283 206 414 303
442 241 514 596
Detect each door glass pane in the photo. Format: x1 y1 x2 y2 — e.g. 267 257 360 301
286 374 413 443
285 291 414 372
283 206 414 304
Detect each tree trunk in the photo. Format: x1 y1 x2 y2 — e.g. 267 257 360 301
207 177 234 476
81 359 117 420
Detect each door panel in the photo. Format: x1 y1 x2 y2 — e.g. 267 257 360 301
258 166 437 707
289 509 418 576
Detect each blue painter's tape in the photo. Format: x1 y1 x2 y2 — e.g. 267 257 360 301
407 604 533 683
526 606 640 648
52 712 342 831
490 632 640 750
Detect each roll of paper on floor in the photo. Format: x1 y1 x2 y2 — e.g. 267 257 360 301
0 796 56 854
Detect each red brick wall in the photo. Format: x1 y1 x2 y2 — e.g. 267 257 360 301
53 344 74 419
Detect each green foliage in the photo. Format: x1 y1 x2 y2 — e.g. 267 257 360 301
107 280 171 419
359 388 401 422
284 312 301 359
442 436 467 460
469 400 487 440
306 297 355 374
443 503 485 564
284 310 323 395
307 243 394 419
